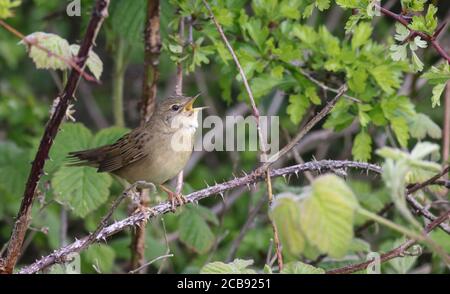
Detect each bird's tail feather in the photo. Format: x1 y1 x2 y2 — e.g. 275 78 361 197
67 147 106 168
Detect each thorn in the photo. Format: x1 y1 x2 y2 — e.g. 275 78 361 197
295 171 299 178
246 183 251 191
218 192 224 201
433 21 447 39
282 174 287 183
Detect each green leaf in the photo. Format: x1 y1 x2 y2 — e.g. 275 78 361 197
0 0 20 19
431 83 445 108
394 23 410 42
270 193 305 257
424 4 438 34
390 116 409 147
109 0 146 44
200 259 256 274
422 64 450 85
82 244 115 273
349 238 371 253
280 261 325 274
48 122 93 174
300 174 357 258
370 65 401 94
52 166 112 217
352 130 372 162
69 44 103 80
92 126 129 148
179 205 215 254
315 0 331 11
351 22 372 50
409 113 442 140
0 142 29 196
250 74 282 98
21 32 71 70
410 51 424 72
287 94 310 124
382 160 421 228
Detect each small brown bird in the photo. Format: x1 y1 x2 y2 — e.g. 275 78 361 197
68 94 203 209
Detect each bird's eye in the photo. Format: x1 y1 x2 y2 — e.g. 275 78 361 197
171 104 180 111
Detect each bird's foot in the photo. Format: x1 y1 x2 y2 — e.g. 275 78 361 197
159 185 188 212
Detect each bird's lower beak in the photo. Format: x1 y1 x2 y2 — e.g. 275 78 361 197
184 93 202 112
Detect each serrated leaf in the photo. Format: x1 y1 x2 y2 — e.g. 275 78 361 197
92 126 129 148
411 51 424 72
69 44 103 80
48 123 93 174
287 94 310 124
200 259 256 274
270 193 305 257
390 44 407 61
0 142 29 196
21 32 71 70
280 261 325 274
351 22 372 50
409 113 442 140
370 65 401 94
179 206 215 254
352 130 372 162
315 0 330 11
390 116 409 147
410 142 439 160
0 0 21 19
394 23 410 42
431 83 445 108
300 174 357 258
52 166 112 217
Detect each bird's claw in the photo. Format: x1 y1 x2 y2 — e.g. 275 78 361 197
159 184 188 212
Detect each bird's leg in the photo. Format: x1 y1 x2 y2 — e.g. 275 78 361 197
129 181 157 216
159 184 188 211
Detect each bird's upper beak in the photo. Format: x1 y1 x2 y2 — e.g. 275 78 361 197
183 93 207 112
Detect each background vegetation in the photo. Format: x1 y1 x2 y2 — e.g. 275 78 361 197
0 0 449 274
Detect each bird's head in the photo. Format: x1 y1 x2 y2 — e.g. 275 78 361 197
155 94 205 133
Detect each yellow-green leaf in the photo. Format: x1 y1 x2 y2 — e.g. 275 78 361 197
300 174 357 258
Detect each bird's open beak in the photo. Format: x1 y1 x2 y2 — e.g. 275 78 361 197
183 93 208 112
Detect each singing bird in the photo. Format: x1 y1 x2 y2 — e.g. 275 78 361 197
68 95 203 209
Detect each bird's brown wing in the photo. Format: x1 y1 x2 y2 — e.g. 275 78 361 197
68 128 151 173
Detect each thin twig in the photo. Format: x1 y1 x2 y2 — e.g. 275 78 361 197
262 85 348 169
0 0 111 274
226 195 266 262
129 254 174 274
18 160 380 274
0 19 99 83
202 0 281 269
